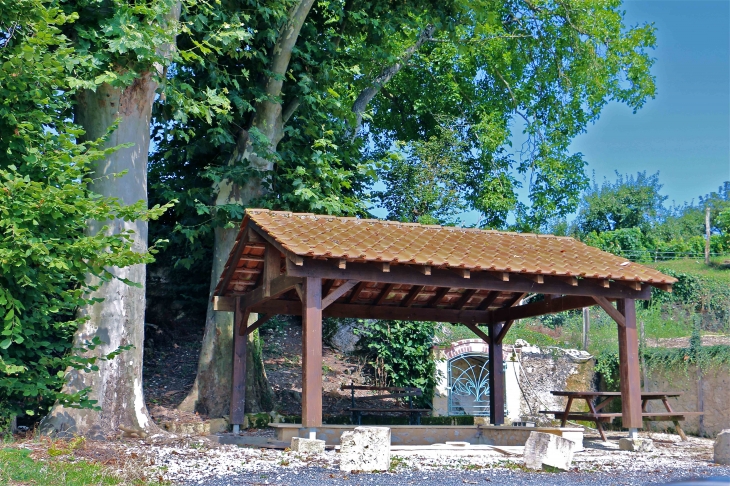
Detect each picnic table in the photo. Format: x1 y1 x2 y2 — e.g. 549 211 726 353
539 391 703 441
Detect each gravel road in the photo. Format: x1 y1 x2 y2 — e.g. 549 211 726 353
185 466 730 486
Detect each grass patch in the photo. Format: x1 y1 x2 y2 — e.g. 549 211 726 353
0 447 121 486
647 257 730 279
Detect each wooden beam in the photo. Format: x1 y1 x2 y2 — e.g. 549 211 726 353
375 283 394 306
525 274 544 284
420 266 432 275
213 296 236 312
477 291 500 310
650 283 672 293
263 244 282 298
456 268 470 279
252 299 492 325
338 259 347 269
453 289 477 310
217 227 249 295
617 299 643 429
504 292 527 307
427 287 451 308
240 313 272 336
488 323 505 425
463 322 490 344
593 296 626 328
490 294 596 323
322 279 336 297
230 298 248 426
302 277 323 428
495 320 515 344
499 272 509 282
322 280 359 309
285 258 651 300
290 255 304 266
401 285 425 307
294 283 303 301
382 262 391 272
346 281 367 303
239 275 302 311
560 276 578 286
618 280 642 291
601 280 610 288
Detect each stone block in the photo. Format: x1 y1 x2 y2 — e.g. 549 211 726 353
714 430 730 465
208 418 229 434
619 438 654 452
291 437 325 454
340 427 391 472
524 431 575 471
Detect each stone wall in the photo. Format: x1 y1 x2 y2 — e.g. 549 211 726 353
644 364 730 437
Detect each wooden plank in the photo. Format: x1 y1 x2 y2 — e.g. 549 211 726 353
230 298 248 426
477 291 500 310
375 283 395 306
401 285 425 307
346 281 367 303
263 244 282 298
488 322 505 425
593 296 626 327
213 296 236 312
464 322 490 344
302 277 323 428
453 289 477 310
340 385 421 392
617 299 643 429
495 320 515 344
285 258 651 300
251 299 492 325
322 280 358 309
241 313 272 336
239 275 302 311
427 287 451 308
420 266 432 275
490 295 596 323
217 227 249 296
618 280 642 291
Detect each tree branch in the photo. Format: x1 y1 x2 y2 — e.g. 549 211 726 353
350 24 436 139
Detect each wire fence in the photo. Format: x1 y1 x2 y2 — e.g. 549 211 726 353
608 250 730 262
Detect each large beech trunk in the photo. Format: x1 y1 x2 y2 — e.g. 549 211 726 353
41 79 158 438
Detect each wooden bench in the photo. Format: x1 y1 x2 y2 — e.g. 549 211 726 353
539 391 704 441
341 384 430 425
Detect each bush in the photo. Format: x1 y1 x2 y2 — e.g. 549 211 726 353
355 320 437 407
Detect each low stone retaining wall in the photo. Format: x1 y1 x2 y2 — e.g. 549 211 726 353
269 423 583 449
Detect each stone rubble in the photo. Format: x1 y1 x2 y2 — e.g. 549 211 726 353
714 429 730 464
619 437 655 452
291 436 325 454
339 426 391 472
113 431 725 484
524 431 575 470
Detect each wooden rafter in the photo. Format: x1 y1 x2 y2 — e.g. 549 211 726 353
322 280 359 309
593 296 626 327
322 279 335 297
401 285 425 307
347 281 368 304
427 287 451 308
375 283 394 305
477 291 500 310
490 294 597 323
453 289 477 310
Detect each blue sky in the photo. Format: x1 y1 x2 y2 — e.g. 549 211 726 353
567 0 730 208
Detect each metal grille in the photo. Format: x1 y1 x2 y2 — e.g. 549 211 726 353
447 353 507 417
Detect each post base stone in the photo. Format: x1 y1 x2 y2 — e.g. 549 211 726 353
524 431 575 471
619 438 654 452
291 437 325 454
340 427 391 472
714 430 730 464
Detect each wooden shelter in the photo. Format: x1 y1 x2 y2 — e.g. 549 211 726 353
212 209 676 433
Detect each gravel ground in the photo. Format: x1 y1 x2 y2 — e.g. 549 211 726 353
111 430 730 486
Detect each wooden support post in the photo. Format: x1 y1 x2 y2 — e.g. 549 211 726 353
582 307 590 351
488 322 505 425
230 298 249 428
617 299 642 430
302 277 323 428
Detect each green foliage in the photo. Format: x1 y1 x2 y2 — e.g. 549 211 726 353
0 0 169 421
355 320 437 407
651 266 730 326
574 171 666 236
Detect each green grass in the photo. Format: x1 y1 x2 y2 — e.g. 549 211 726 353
0 447 123 486
648 256 730 279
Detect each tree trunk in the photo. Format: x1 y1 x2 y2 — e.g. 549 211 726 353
180 0 314 417
41 79 158 438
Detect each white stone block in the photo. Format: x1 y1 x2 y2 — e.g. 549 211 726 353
291 437 325 454
340 427 391 472
714 429 730 465
524 431 575 471
619 438 654 452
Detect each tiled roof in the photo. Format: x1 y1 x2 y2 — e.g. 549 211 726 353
246 209 676 284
